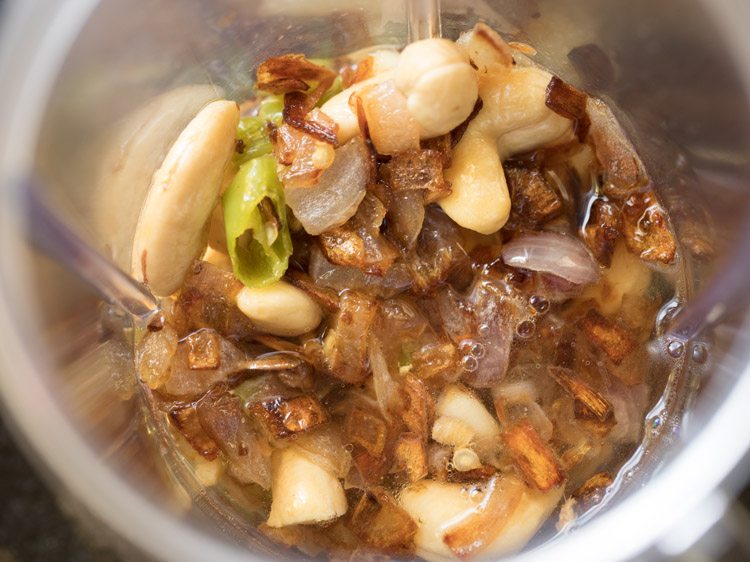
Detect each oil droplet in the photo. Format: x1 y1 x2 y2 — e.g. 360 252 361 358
529 295 550 314
461 355 479 372
344 443 354 453
516 320 535 339
691 343 708 364
667 340 684 358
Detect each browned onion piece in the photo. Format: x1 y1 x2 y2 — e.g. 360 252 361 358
288 425 352 479
284 269 340 312
162 333 246 398
172 262 254 338
355 80 420 155
407 207 470 295
387 190 425 251
379 148 450 203
309 246 411 297
621 190 677 264
249 395 330 439
587 97 649 199
351 489 418 554
318 193 400 276
582 197 622 266
256 54 336 95
369 338 398 417
506 166 563 228
283 92 338 145
169 403 220 460
503 423 564 491
501 232 600 286
464 276 516 388
285 137 370 235
275 113 337 189
545 76 590 141
323 290 378 384
197 386 272 488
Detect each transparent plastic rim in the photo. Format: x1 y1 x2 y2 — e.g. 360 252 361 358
0 1 749 561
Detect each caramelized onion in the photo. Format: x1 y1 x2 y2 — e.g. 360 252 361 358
283 92 338 145
355 80 420 155
285 137 370 235
586 97 648 199
501 232 600 286
545 76 590 141
387 190 425 251
257 54 336 96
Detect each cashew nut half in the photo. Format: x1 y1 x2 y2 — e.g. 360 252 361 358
236 280 322 337
321 39 478 144
132 100 240 296
439 26 574 234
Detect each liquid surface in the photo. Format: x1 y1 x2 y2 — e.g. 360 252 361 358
132 23 686 562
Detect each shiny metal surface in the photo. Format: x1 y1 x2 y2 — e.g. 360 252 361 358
0 1 749 561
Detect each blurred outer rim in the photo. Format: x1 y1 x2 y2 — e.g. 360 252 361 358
0 1 749 561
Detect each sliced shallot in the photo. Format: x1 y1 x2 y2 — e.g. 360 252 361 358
501 232 600 286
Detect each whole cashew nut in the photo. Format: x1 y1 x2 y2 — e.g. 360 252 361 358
394 39 479 138
132 100 240 296
321 40 478 144
439 26 574 234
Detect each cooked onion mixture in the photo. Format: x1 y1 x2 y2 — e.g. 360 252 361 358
133 23 679 561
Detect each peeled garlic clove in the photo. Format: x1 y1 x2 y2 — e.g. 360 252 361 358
132 100 240 296
486 483 563 556
399 478 562 562
267 446 347 527
435 384 501 442
431 416 476 448
236 280 322 337
440 132 510 235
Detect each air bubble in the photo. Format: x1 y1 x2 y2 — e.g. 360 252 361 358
667 340 684 358
470 342 485 358
516 320 535 339
461 355 479 372
478 323 490 337
648 416 662 436
344 443 354 453
691 343 708 364
529 295 550 314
